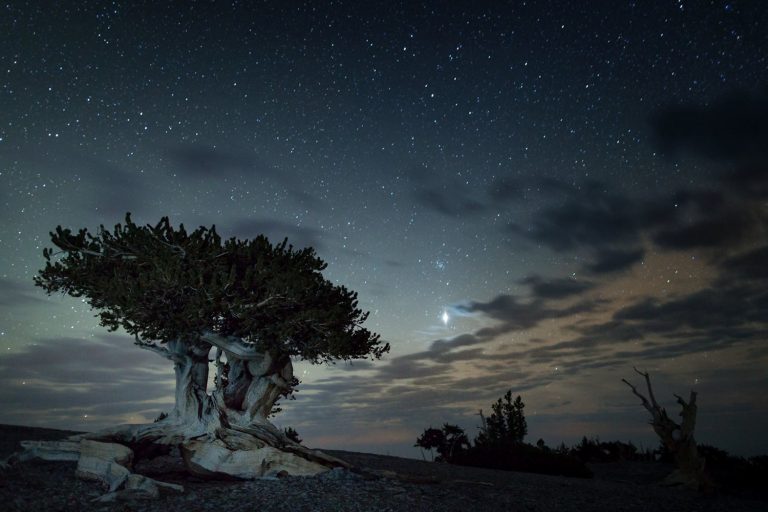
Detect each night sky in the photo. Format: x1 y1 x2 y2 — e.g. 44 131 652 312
1 1 767 458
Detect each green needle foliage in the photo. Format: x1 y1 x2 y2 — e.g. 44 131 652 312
35 213 388 363
476 390 528 446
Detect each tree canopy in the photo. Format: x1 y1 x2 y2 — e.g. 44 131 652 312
35 213 388 363
476 390 527 446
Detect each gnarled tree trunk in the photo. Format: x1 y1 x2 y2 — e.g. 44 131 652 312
2 332 350 499
622 367 710 490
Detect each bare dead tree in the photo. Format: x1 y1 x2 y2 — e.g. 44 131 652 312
622 367 710 490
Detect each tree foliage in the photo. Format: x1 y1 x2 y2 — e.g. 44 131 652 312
476 390 527 446
414 424 469 462
34 213 388 363
414 391 591 478
283 427 303 444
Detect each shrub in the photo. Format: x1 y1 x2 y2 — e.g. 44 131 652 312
571 437 640 463
476 390 527 446
454 442 593 478
415 424 470 462
415 391 591 478
696 445 768 498
284 426 302 444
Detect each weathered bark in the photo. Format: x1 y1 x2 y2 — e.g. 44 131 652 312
1 334 350 497
0 438 184 501
168 339 221 430
622 367 711 490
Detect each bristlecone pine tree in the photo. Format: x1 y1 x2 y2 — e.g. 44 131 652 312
623 367 711 490
18 214 389 483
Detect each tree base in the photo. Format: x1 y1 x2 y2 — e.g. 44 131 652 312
1 422 350 500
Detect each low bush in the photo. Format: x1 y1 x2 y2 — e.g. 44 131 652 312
570 436 649 463
695 445 768 498
454 441 593 478
415 391 592 478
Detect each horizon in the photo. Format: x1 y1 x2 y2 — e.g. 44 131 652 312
1 2 767 460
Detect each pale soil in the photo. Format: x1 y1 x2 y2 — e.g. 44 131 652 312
1 424 765 512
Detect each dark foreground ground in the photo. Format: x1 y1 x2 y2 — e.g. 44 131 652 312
0 424 765 512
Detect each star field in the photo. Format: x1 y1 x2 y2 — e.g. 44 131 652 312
1 1 767 457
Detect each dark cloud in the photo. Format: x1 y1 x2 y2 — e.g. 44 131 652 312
229 218 326 252
509 187 641 253
645 92 768 253
413 189 488 217
519 275 596 299
652 90 768 161
725 165 768 199
0 278 47 307
85 160 150 219
166 146 268 177
459 294 601 334
427 333 485 354
502 185 647 275
0 334 174 429
284 275 768 455
519 283 768 370
651 209 755 250
614 286 768 332
165 145 324 210
0 334 171 385
718 245 768 282
497 92 768 274
488 176 524 203
408 162 491 217
648 188 759 251
5 147 150 218
461 295 547 330
504 169 764 274
585 248 645 274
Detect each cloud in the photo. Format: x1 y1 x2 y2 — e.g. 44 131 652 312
488 176 524 203
408 163 491 217
518 275 596 299
585 248 645 274
165 145 325 210
645 91 768 254
725 165 768 199
507 184 642 253
283 272 768 455
496 91 768 274
3 147 151 218
649 189 759 251
413 189 488 217
0 278 48 307
518 281 768 371
166 146 268 177
458 293 601 334
718 244 768 282
0 334 174 429
287 91 768 456
228 218 326 252
652 90 768 161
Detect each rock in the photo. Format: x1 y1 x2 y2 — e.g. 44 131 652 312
125 473 184 497
182 438 330 479
1 440 81 471
75 440 134 492
18 440 81 462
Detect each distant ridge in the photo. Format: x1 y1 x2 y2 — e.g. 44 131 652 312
0 423 85 458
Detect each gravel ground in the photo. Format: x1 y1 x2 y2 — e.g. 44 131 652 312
1 424 765 512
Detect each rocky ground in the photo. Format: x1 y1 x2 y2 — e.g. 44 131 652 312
1 424 765 512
